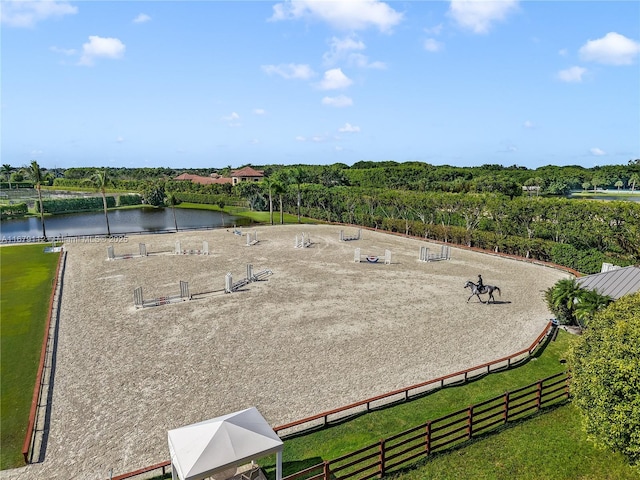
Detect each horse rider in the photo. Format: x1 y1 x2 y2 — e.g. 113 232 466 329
477 274 485 292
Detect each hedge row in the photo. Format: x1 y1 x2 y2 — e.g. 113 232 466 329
0 203 28 219
37 196 116 214
118 194 142 206
174 192 243 208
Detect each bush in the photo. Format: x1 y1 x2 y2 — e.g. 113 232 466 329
37 196 116 214
569 293 640 463
0 203 28 219
117 194 142 206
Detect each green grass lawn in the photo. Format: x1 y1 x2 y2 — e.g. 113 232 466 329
0 245 60 469
388 403 639 480
257 331 637 479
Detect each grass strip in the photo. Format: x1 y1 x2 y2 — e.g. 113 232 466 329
387 403 638 480
0 245 60 469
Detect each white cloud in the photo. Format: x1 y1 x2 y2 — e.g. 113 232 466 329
424 38 444 52
253 108 266 115
322 95 353 107
295 135 306 142
250 138 260 145
557 66 587 83
590 147 606 156
50 46 76 56
424 24 444 35
1 0 77 28
323 35 365 64
317 68 353 90
222 112 241 121
338 123 360 133
79 36 126 66
579 32 640 66
448 0 519 34
261 63 315 80
270 0 403 33
133 13 151 24
558 48 568 57
116 136 124 143
523 120 534 128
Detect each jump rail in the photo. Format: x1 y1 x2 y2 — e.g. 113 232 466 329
22 249 66 464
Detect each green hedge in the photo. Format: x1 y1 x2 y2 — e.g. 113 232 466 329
0 203 28 219
0 182 33 189
174 192 243 208
37 196 116 214
117 194 142 206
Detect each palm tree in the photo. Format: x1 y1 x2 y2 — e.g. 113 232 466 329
549 278 583 325
288 167 306 223
28 160 47 240
575 289 612 327
2 164 12 189
629 173 640 192
166 191 179 231
90 168 112 236
260 177 277 225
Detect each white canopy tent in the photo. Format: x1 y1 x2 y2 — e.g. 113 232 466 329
168 407 283 480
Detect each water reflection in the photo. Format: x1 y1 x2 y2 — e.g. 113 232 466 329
1 207 247 241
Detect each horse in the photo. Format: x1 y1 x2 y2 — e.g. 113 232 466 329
464 280 501 304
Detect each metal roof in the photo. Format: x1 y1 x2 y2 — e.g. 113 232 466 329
576 265 640 300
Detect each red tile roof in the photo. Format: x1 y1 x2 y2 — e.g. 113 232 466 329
231 166 264 178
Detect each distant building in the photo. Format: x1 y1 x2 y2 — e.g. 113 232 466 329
174 167 264 186
230 166 264 185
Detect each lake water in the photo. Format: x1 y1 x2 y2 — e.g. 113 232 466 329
0 208 245 242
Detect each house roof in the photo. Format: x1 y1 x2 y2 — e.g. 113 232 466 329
576 265 640 300
231 166 264 178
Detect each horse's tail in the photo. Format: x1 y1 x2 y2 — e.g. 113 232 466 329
495 287 501 297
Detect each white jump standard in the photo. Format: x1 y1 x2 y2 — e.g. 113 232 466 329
419 245 451 262
246 231 259 246
354 248 391 264
107 243 147 260
224 264 273 293
175 240 209 255
294 233 311 248
133 281 190 308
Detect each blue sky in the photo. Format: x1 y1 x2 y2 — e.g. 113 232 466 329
2 0 639 170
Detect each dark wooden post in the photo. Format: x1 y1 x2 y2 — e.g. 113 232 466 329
536 379 543 411
467 406 474 439
323 461 331 480
379 439 386 477
425 421 432 455
503 392 510 424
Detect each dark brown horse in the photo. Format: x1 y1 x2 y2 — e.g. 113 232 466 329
464 280 501 304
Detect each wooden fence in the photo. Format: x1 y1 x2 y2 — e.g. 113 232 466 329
273 321 554 437
282 371 570 480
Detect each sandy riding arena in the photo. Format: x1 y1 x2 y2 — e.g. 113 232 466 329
9 225 570 479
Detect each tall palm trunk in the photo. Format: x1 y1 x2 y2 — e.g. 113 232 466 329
36 185 47 240
101 190 111 236
172 206 178 231
279 195 283 224
269 189 274 225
